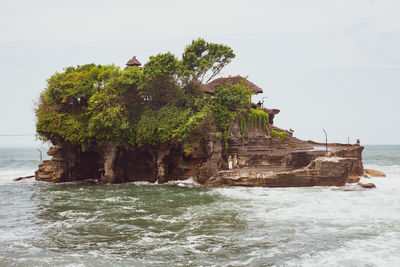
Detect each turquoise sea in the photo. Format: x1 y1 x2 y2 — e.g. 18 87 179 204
0 145 399 266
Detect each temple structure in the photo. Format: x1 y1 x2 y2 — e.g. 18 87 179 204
200 75 263 94
125 56 141 69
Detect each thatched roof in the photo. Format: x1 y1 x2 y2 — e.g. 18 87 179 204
126 56 141 67
200 76 263 94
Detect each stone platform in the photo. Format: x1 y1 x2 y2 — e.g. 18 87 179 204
205 156 362 187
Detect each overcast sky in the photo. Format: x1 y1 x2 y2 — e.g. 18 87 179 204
0 0 399 147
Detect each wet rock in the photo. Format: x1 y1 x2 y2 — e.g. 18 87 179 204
357 182 376 189
36 143 104 183
347 176 361 183
364 169 386 177
205 157 361 187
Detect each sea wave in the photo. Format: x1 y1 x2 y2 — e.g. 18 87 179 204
128 177 201 188
0 168 36 185
364 164 400 179
1 145 400 266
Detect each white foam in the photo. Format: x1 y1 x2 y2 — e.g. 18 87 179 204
129 177 201 187
102 196 138 203
209 164 400 265
165 177 201 187
292 231 400 266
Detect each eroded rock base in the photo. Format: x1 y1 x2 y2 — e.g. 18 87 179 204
36 121 365 187
205 156 362 187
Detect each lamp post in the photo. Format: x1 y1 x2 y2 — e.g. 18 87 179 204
36 149 43 163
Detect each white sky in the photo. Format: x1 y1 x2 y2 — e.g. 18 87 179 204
0 0 399 147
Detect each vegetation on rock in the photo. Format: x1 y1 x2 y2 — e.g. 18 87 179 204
35 38 265 154
271 129 286 143
239 108 269 142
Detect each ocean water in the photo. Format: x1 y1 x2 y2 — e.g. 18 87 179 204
0 145 399 266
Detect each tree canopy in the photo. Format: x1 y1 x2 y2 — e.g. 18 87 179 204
35 38 259 153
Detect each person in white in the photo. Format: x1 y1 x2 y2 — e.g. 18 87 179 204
228 155 233 170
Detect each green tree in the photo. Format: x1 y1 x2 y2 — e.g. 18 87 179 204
36 38 259 155
181 38 235 85
209 82 253 146
142 52 182 109
35 64 100 143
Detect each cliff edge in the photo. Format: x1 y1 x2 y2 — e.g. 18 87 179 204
36 120 364 187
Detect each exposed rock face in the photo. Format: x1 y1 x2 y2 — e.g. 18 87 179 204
348 176 361 183
102 142 118 183
329 146 364 177
204 157 361 187
263 108 280 125
197 133 223 184
36 117 365 187
364 169 386 177
36 143 103 182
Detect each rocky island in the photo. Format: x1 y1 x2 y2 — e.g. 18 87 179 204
35 38 365 187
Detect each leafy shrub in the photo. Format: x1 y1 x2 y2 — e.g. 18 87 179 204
271 129 286 143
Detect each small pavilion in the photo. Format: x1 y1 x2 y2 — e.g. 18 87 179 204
125 56 141 69
200 75 263 95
